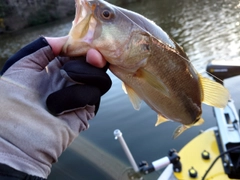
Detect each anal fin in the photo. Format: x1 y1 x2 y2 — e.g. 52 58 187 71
155 115 169 126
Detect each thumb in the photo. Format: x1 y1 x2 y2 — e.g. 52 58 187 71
44 36 68 56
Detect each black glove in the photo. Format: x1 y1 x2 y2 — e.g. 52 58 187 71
47 58 111 115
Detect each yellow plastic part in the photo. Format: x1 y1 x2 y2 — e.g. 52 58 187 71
174 130 237 180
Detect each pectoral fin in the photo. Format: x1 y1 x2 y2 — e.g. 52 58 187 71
155 115 169 126
122 82 128 94
122 82 142 110
136 68 169 97
173 125 188 139
199 74 229 108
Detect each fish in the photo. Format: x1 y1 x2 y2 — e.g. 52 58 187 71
61 0 229 138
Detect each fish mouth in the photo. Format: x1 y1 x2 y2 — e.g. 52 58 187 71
62 0 97 56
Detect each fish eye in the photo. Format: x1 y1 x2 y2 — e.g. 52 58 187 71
101 9 114 20
102 10 110 18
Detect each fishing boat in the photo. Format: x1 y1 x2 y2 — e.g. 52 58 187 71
114 60 240 180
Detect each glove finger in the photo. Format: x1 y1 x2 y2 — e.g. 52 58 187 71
1 37 51 75
46 84 101 115
62 59 112 95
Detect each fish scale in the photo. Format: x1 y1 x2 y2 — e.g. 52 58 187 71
130 35 202 125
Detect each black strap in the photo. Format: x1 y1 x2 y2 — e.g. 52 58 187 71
0 163 46 180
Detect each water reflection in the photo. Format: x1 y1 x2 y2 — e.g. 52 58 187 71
0 0 240 179
124 0 240 73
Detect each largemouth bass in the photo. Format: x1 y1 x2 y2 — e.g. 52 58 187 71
62 0 229 138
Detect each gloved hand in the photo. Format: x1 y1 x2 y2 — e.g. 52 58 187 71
47 56 111 115
0 37 111 179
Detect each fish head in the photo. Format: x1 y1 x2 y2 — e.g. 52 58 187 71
62 0 159 72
